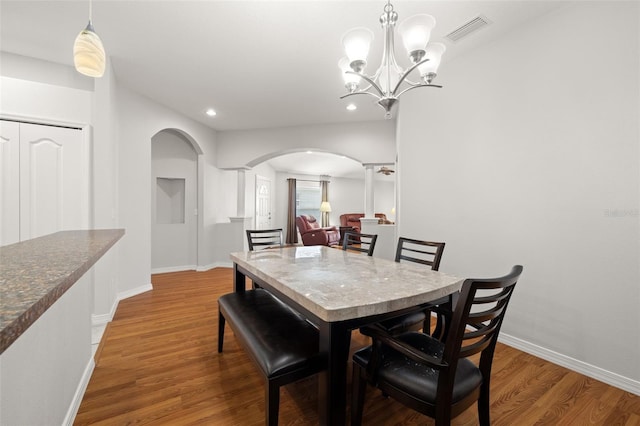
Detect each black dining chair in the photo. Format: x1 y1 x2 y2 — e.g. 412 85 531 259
246 229 283 289
351 265 524 426
342 232 378 256
368 237 446 336
246 229 283 251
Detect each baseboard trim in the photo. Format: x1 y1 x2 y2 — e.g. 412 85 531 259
92 298 119 326
151 265 197 274
63 356 95 426
117 283 153 301
197 261 233 271
499 333 640 396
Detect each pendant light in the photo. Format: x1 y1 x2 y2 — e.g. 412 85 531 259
73 0 106 78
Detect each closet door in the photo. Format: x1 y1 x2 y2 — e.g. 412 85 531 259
0 120 20 245
19 123 88 240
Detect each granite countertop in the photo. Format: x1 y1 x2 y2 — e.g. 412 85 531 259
0 229 125 355
230 246 463 322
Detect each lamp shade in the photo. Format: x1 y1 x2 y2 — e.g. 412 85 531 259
342 27 374 64
398 14 436 56
320 201 332 213
418 42 446 76
74 21 105 78
338 57 362 86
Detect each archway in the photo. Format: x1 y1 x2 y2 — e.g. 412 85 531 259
246 149 396 240
150 128 201 272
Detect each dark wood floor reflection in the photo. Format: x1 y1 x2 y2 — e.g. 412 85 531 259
75 268 640 425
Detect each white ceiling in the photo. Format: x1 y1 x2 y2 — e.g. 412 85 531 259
266 151 396 180
0 0 565 176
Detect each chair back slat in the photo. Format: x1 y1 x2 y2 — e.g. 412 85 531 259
395 237 445 270
342 232 377 256
444 266 523 363
246 229 283 251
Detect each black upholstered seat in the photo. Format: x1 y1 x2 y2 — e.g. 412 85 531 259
353 333 482 404
218 290 323 377
218 289 326 425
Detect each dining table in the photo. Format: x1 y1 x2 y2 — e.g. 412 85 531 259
230 245 463 426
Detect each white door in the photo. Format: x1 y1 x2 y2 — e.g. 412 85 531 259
0 120 20 245
19 122 88 240
255 176 272 229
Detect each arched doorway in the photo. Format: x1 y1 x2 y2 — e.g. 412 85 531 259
151 129 199 272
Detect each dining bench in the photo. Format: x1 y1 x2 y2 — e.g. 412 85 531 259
218 289 326 426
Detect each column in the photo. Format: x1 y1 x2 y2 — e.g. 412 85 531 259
364 164 374 219
236 169 246 217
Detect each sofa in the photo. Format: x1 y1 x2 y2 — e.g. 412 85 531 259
339 213 393 234
295 215 340 246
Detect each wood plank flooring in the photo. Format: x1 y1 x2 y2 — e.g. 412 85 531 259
75 268 640 425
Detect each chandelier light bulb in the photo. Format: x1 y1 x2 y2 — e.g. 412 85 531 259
418 42 447 82
398 14 436 63
338 58 361 91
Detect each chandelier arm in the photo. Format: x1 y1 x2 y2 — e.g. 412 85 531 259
391 58 430 96
346 71 385 97
394 83 443 99
340 91 383 101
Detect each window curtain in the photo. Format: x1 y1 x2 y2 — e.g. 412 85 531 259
320 179 329 227
286 178 298 244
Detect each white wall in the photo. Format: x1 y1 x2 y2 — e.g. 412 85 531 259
397 2 640 388
0 61 100 423
329 177 366 225
216 120 396 168
91 58 120 335
0 274 93 426
115 86 219 295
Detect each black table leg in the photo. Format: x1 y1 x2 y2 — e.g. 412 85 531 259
233 263 246 293
318 322 351 426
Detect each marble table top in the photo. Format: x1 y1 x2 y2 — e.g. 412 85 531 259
230 246 463 322
0 229 125 355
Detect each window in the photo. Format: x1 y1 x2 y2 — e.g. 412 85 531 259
296 181 321 219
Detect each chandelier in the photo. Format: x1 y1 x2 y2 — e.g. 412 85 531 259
339 1 446 118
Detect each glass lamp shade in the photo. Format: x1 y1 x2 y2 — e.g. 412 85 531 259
398 14 436 57
341 27 374 64
320 201 332 213
338 57 362 86
418 42 446 76
74 22 106 78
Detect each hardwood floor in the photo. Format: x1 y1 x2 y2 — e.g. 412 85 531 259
75 268 640 425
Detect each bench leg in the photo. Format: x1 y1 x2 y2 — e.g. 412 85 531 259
218 310 225 353
266 380 280 426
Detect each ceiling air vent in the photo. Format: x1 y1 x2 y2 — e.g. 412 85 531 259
445 15 491 42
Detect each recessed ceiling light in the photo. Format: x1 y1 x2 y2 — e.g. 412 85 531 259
205 108 216 117
306 151 313 154
346 104 357 111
